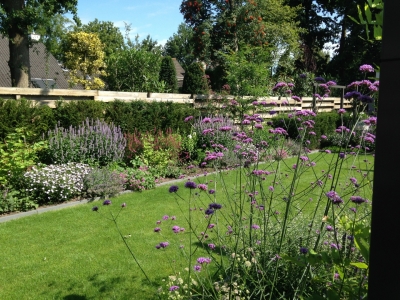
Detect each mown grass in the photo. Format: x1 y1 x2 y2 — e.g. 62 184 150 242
0 152 374 299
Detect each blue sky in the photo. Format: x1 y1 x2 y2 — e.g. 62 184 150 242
72 0 185 45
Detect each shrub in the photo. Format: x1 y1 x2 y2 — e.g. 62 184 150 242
121 166 157 191
53 100 107 128
105 100 198 134
0 98 56 142
159 56 178 93
0 188 37 214
83 168 126 198
0 127 47 187
23 163 92 203
181 62 209 96
46 118 126 166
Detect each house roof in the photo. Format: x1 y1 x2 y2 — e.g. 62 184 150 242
0 36 80 89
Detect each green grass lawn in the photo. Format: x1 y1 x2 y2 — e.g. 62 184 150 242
0 152 374 299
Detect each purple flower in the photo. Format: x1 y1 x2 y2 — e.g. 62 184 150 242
185 181 197 189
198 184 208 191
208 189 215 194
208 223 215 229
251 224 260 230
197 257 211 264
184 116 193 122
103 200 112 205
169 185 179 193
172 226 180 233
292 96 301 102
326 191 343 205
268 186 274 192
162 215 169 220
269 110 277 115
193 265 201 272
321 135 327 139
314 77 325 83
92 206 99 211
205 208 214 215
330 243 339 250
326 225 333 231
338 109 346 114
209 203 222 210
169 286 180 291
350 196 367 205
359 95 374 103
300 247 308 254
300 73 306 78
154 227 161 232
208 243 216 250
339 152 346 159
159 242 169 248
359 64 374 73
350 207 357 213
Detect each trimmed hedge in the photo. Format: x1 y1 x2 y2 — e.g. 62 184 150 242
0 98 199 141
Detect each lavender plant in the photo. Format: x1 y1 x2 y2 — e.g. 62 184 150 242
46 118 126 166
83 168 126 198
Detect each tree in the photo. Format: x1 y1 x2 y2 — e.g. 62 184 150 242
164 23 196 70
105 47 162 93
79 19 125 59
159 56 178 93
62 32 106 90
36 14 76 61
179 0 302 90
181 62 209 96
0 0 79 87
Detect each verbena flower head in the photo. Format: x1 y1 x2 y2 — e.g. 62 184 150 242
251 224 260 230
314 77 325 83
193 265 201 272
208 189 215 194
169 185 179 193
326 191 343 205
92 206 99 212
184 116 193 122
169 286 179 291
209 203 222 210
350 196 367 205
300 247 308 254
154 227 161 232
185 181 197 189
359 64 374 73
198 184 208 191
197 257 211 264
103 200 112 205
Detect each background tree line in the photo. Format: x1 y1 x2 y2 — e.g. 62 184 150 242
0 0 382 94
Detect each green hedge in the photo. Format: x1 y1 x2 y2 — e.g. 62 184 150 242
0 98 199 141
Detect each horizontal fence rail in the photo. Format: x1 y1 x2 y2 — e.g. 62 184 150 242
0 87 351 115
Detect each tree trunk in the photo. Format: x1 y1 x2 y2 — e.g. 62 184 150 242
3 0 31 87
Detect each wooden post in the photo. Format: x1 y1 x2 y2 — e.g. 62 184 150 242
368 0 400 297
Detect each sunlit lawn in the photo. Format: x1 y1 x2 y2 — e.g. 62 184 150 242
0 152 374 299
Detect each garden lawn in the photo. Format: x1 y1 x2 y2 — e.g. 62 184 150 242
0 152 374 299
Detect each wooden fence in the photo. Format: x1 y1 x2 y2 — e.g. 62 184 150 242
0 87 352 117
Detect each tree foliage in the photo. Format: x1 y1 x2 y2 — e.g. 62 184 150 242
105 37 163 92
62 32 106 90
159 56 178 93
79 19 125 59
181 62 209 96
164 23 196 70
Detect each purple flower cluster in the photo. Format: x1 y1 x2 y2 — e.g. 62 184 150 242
197 257 212 264
155 242 169 249
169 185 179 193
350 196 367 205
359 64 374 73
184 181 197 189
184 116 193 122
326 191 343 205
204 151 224 161
197 183 208 191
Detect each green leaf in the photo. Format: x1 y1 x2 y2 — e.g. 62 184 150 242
350 262 369 269
354 236 370 263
